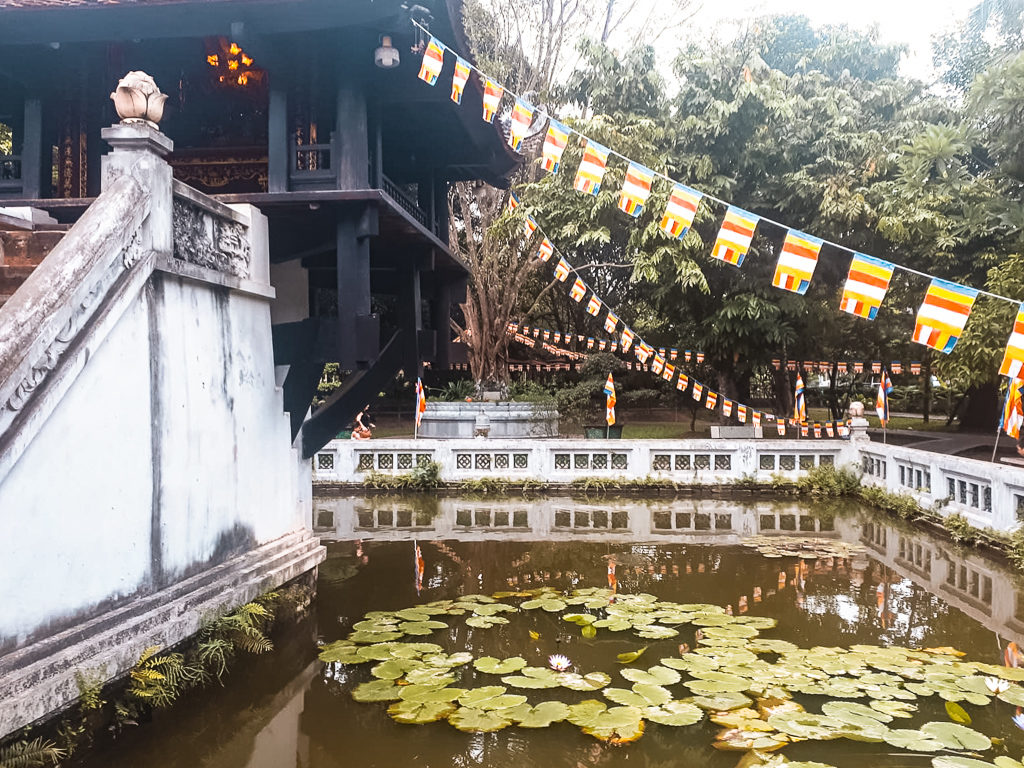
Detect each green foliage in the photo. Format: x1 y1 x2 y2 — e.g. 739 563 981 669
797 464 863 496
0 123 11 156
507 378 555 403
858 485 925 519
942 513 979 545
0 737 66 768
126 646 196 708
436 380 476 402
362 461 443 491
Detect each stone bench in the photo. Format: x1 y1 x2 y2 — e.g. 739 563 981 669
710 426 763 439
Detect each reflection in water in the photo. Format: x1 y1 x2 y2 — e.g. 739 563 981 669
78 495 1024 768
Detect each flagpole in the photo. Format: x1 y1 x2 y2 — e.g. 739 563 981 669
991 429 1001 463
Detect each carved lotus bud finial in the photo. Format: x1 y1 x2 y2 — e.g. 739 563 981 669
849 401 865 418
110 71 168 127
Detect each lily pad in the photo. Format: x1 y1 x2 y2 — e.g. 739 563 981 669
617 647 649 664
501 674 560 689
370 659 419 680
457 686 507 707
560 671 611 691
511 701 571 728
822 701 894 725
932 759 1000 768
621 666 682 686
883 728 945 751
473 656 527 675
352 679 402 702
387 699 456 724
690 691 753 711
465 616 508 629
318 641 367 664
920 722 991 751
643 701 704 726
398 685 466 703
404 668 456 687
767 711 845 740
447 707 512 732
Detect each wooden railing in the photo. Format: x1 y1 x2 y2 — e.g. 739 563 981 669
381 173 430 229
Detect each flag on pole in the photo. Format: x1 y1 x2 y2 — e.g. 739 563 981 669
772 230 823 295
794 373 806 423
618 162 655 217
706 391 718 410
604 373 616 426
451 57 470 103
876 371 893 427
1000 303 1024 379
659 183 702 239
586 295 602 316
570 277 587 302
621 327 635 352
913 278 979 354
662 363 675 382
537 238 554 262
573 140 610 196
415 377 427 429
418 37 445 85
508 98 534 152
712 206 759 267
554 258 571 281
841 253 895 320
542 119 571 174
482 80 504 122
1002 378 1023 439
677 373 689 391
604 311 619 334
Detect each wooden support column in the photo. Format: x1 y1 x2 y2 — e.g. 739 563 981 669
20 98 42 199
268 86 287 192
336 204 378 369
432 276 453 371
335 79 368 190
398 252 424 377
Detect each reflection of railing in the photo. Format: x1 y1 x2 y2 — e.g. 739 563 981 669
381 173 429 228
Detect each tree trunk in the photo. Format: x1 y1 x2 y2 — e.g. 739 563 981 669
922 354 932 424
959 381 1000 431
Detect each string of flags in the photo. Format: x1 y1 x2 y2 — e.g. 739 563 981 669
414 25 1024 380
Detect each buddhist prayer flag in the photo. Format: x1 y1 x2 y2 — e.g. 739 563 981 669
692 382 703 401
573 140 610 196
537 238 554 262
892 361 902 375
752 411 762 428
610 342 618 352
696 352 705 364
587 337 595 349
794 373 806 423
598 340 606 351
670 348 678 360
604 373 617 426
418 37 445 85
618 162 655 217
651 355 665 374
772 230 823 295
872 361 882 374
586 295 602 316
636 342 653 364
415 378 427 429
706 391 718 410
723 399 733 417
910 362 921 375
621 327 635 352
523 216 538 239
660 183 702 240
662 363 675 382
838 422 850 437
1002 378 1023 439
554 258 571 281
482 80 504 123
913 278 979 354
1000 303 1024 379
604 312 619 333
508 192 519 212
451 57 470 103
777 420 786 436
677 373 689 391
772 359 781 369
826 423 835 438
542 119 571 174
737 404 748 423
876 371 893 427
685 350 692 362
841 253 895 320
814 423 822 439
800 423 809 437
838 362 848 374
543 330 550 342
508 98 534 152
570 277 587 302
712 206 759 267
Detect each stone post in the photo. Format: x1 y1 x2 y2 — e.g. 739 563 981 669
847 401 870 443
100 72 174 260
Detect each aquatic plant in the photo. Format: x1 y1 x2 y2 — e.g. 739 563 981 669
0 737 66 768
548 654 571 671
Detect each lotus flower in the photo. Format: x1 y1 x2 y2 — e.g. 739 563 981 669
986 676 1011 694
1013 711 1024 731
548 654 571 671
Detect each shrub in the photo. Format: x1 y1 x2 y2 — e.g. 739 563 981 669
797 464 862 496
942 513 978 545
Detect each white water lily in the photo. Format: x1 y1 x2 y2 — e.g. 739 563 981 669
548 654 571 671
986 676 1011 694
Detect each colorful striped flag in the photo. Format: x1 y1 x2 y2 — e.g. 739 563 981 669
913 278 979 354
573 140 610 196
482 80 504 123
696 352 705 364
610 342 617 352
418 37 445 85
692 382 704 401
618 162 655 217
752 411 762 428
554 258 571 281
1002 378 1023 439
541 120 571 174
553 332 561 344
570 277 586 302
415 377 427 429
872 361 882 374
841 253 894 320
854 362 864 373
598 340 607 351
892 361 902 375
604 312 619 334
586 295 602 316
677 374 689 392
670 349 678 360
605 373 617 426
543 330 550 341
662 363 675 382
910 362 921 375
826 423 835 438
685 350 692 362
523 216 538 239
813 423 822 438
537 238 554 262
651 355 665 374
587 337 595 349
772 230 823 295
800 423 808 437
1000 303 1024 379
876 371 893 427
777 420 786 436
737 404 748 423
508 98 534 152
838 362 848 374
621 327 635 352
659 183 702 240
636 342 653 364
794 373 806 423
723 399 734 417
507 191 519 213
450 57 470 103
706 391 718 410
712 206 759 267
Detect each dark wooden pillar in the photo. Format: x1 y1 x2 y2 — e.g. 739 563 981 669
432 276 452 371
20 98 43 199
399 255 424 377
268 86 287 192
335 80 368 190
337 204 378 369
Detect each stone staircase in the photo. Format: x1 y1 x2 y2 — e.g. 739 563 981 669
0 214 67 310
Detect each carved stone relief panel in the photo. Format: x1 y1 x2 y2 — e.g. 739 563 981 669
172 197 251 278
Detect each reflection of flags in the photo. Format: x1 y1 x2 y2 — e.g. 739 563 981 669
570 277 586 302
586 295 602 316
414 541 425 594
418 37 445 84
542 119 571 174
508 98 534 151
482 80 504 122
876 371 893 427
554 258 571 281
659 183 702 239
604 312 619 334
1001 378 1023 440
913 278 979 354
841 253 894 320
415 378 427 428
537 238 554 262
451 57 471 103
772 230 823 295
618 162 655 217
1000 303 1024 379
604 373 616 426
794 374 806 423
712 206 759 267
573 140 610 196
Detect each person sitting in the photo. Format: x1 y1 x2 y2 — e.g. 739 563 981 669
351 404 375 440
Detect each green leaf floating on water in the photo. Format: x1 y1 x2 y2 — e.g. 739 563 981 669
473 656 527 675
821 701 894 725
387 699 456 724
318 641 366 664
883 729 945 751
932 759 1002 768
348 629 404 644
689 691 753 711
510 701 571 728
447 707 512 732
616 647 648 664
351 679 402 702
520 598 567 612
642 701 703 726
563 613 596 625
920 722 991 751
945 701 972 724
457 686 507 707
398 685 466 703
465 616 508 629
767 711 845 740
621 666 682 686
370 659 419 680
559 671 611 691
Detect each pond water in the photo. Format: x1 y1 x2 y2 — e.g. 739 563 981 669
77 495 1024 768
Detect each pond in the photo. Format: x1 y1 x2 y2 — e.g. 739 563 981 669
77 495 1024 768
